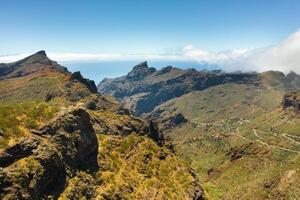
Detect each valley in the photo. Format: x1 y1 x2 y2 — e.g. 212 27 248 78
0 52 299 199
98 62 300 200
2 1 300 199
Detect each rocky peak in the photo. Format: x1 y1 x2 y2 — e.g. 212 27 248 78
261 70 285 79
0 50 68 79
33 50 47 57
17 50 50 65
70 71 98 93
36 50 47 56
283 71 300 91
127 61 156 80
157 66 174 75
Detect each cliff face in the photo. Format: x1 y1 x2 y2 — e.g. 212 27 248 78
0 52 205 200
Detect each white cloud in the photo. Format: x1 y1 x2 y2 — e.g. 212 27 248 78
182 29 300 73
1 29 300 74
0 54 32 63
182 45 250 64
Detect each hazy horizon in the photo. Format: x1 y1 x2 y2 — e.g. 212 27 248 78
1 0 300 75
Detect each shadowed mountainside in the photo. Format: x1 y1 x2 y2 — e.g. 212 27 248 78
98 62 300 116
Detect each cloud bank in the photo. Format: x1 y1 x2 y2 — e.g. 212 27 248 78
183 29 300 73
1 29 300 73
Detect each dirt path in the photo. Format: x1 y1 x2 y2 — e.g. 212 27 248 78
190 122 300 153
231 128 254 143
252 129 300 153
253 129 263 140
254 129 300 146
281 134 300 145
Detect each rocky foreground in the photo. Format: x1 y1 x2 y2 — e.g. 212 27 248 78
0 52 205 200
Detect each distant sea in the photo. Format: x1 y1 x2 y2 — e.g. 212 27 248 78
61 60 217 85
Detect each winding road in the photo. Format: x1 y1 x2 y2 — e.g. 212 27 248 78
191 121 300 153
252 129 300 153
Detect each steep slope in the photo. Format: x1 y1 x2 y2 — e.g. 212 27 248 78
163 96 300 200
0 51 97 104
98 62 300 199
0 52 205 200
148 77 300 199
0 51 101 149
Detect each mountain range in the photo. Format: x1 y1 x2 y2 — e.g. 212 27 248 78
0 51 299 199
98 61 300 199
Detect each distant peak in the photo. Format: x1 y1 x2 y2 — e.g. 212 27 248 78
127 61 156 80
132 61 148 70
156 66 174 75
287 70 298 77
35 50 47 57
18 50 49 64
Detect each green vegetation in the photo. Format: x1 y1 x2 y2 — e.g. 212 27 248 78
95 134 198 199
0 101 59 149
9 156 45 192
152 80 300 199
0 52 205 199
154 83 283 124
59 172 96 200
0 72 65 103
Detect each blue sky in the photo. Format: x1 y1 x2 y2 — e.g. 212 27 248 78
1 0 300 54
1 0 300 74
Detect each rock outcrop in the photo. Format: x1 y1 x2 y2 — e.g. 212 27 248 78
282 91 300 113
70 71 97 93
0 138 40 168
0 106 98 199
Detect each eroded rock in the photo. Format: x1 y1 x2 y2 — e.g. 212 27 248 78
0 107 98 199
